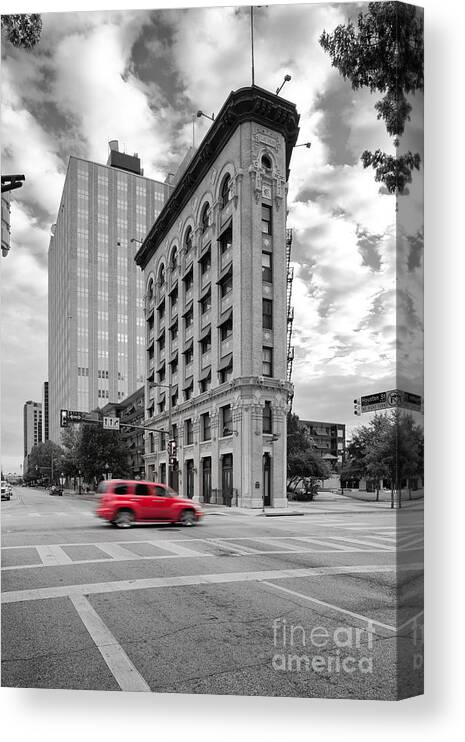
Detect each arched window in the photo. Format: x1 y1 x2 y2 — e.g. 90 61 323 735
184 227 193 253
200 202 210 233
220 174 231 208
261 154 272 171
158 263 165 286
170 246 178 271
147 278 154 300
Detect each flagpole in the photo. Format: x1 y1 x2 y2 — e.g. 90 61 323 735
250 6 255 86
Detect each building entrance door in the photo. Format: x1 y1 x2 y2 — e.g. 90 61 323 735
202 457 212 503
221 454 233 506
185 459 194 499
263 453 271 507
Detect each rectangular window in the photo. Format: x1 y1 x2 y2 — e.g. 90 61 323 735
185 418 193 445
220 318 233 341
184 347 193 365
185 309 193 329
220 273 233 298
200 291 211 314
262 252 272 283
221 405 233 436
261 204 272 234
202 412 211 441
201 333 211 354
263 401 272 434
262 347 273 377
262 299 273 329
200 250 211 275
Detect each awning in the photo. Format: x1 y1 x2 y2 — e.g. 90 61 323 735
183 337 193 354
199 366 211 381
218 353 233 371
157 326 165 340
169 314 178 328
199 323 211 342
216 262 232 284
182 300 193 317
217 215 232 239
157 358 166 372
217 307 233 327
170 348 179 363
183 376 193 390
170 384 178 396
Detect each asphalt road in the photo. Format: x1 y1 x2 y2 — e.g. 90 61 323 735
1 486 424 699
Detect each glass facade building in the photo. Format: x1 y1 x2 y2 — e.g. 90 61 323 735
48 146 171 443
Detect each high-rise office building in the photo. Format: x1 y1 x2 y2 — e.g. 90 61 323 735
48 142 171 442
23 400 42 473
42 381 49 442
136 85 300 507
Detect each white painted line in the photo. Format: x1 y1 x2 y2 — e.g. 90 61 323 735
95 543 139 560
208 538 262 555
70 594 150 692
331 536 395 551
36 545 73 566
1 563 423 604
148 540 210 557
260 581 397 632
251 537 306 552
291 536 358 551
1 546 399 572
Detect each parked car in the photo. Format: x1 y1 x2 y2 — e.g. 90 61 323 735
96 479 203 528
49 485 63 496
1 483 11 501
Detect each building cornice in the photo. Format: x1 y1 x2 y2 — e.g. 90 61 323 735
135 85 300 270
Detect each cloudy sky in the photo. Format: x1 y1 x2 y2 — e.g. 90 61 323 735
1 1 424 473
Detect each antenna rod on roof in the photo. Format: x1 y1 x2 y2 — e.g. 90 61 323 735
250 6 255 86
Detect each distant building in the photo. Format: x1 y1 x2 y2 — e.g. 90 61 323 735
42 381 49 442
48 141 172 443
1 192 11 257
101 387 145 479
136 85 300 507
300 420 346 470
23 400 42 474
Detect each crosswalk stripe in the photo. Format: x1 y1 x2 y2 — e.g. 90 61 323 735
95 543 139 560
290 536 357 551
36 545 73 566
331 536 395 551
70 594 150 692
149 540 211 557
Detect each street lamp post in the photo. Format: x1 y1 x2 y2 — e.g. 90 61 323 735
152 382 173 487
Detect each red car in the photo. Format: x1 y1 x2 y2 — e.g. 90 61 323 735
96 479 203 528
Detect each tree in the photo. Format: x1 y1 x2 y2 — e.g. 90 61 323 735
25 441 65 483
1 14 42 49
346 411 423 505
320 2 423 193
77 424 130 484
287 413 331 500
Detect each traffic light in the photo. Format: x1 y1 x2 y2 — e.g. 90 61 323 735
167 439 177 458
60 409 68 428
353 399 361 416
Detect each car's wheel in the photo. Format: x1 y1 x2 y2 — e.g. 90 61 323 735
179 509 196 526
114 509 135 528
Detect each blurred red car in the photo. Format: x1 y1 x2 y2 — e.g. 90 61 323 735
96 479 203 528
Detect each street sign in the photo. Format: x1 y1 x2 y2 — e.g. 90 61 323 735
68 410 86 422
360 392 387 412
103 416 120 431
359 390 423 414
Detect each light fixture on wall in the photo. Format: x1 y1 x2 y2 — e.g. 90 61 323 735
196 110 215 122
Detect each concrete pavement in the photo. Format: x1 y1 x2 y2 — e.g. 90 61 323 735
1 486 423 699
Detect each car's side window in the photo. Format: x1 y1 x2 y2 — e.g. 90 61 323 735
134 483 151 497
114 484 128 495
154 485 169 497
